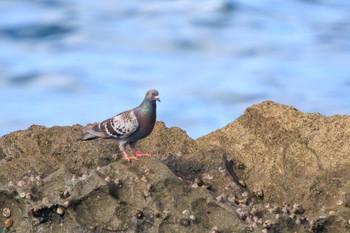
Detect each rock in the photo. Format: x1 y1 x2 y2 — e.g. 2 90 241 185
0 101 349 232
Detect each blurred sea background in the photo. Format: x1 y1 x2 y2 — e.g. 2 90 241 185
0 0 350 139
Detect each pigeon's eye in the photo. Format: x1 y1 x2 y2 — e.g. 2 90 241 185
148 92 152 96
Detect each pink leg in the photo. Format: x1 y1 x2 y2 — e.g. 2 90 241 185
122 151 138 162
134 149 151 157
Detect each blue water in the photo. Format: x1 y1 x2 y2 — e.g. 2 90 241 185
1 0 350 139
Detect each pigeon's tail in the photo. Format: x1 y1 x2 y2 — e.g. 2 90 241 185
82 132 99 140
82 125 109 140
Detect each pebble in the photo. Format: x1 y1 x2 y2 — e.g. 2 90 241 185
262 220 272 229
291 203 305 214
211 226 219 233
42 197 49 206
81 174 88 180
2 208 11 218
25 192 32 200
143 190 150 198
17 180 25 187
329 210 336 215
254 189 264 198
19 192 26 198
136 210 144 219
56 206 65 216
4 219 13 228
182 209 190 215
63 190 70 199
29 175 36 183
218 166 226 173
63 200 70 208
241 191 249 198
238 180 246 187
336 200 343 206
104 176 111 182
179 218 190 227
141 176 148 183
189 215 196 221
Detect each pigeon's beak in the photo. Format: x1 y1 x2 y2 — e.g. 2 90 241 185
155 96 160 102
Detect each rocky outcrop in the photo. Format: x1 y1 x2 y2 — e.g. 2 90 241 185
0 101 349 232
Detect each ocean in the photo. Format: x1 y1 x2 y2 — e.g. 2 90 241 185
1 0 350 139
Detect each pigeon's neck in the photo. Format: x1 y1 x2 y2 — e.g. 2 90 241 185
140 100 156 116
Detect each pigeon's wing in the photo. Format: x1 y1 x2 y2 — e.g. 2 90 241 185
92 110 140 139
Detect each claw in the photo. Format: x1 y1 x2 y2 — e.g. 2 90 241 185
122 151 138 162
134 149 151 157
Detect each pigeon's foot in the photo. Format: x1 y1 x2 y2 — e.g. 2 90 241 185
122 151 138 162
134 149 151 157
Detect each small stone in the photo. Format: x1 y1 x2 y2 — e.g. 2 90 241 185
205 174 213 180
295 217 301 225
104 176 111 182
42 197 49 206
25 192 32 200
71 175 78 182
35 175 42 181
275 214 280 220
189 215 196 220
218 166 226 173
63 200 70 207
242 191 249 198
261 229 268 233
63 190 70 198
263 220 272 229
17 180 25 187
56 206 65 216
250 206 259 216
36 180 43 187
282 205 289 214
5 218 13 228
216 195 226 203
238 180 246 187
336 200 343 206
254 189 264 199
180 218 191 227
2 208 11 218
29 175 36 183
143 190 150 198
291 203 305 214
96 166 101 171
211 226 219 233
228 195 236 203
141 176 148 183
136 210 144 219
81 174 88 180
19 192 26 198
236 208 248 220
191 182 199 188
194 177 204 186
329 210 336 215
182 209 190 215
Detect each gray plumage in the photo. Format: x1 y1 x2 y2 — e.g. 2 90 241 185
83 89 160 161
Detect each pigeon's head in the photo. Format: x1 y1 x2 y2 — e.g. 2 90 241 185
145 89 160 102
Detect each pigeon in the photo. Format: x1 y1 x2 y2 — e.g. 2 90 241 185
82 89 160 162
